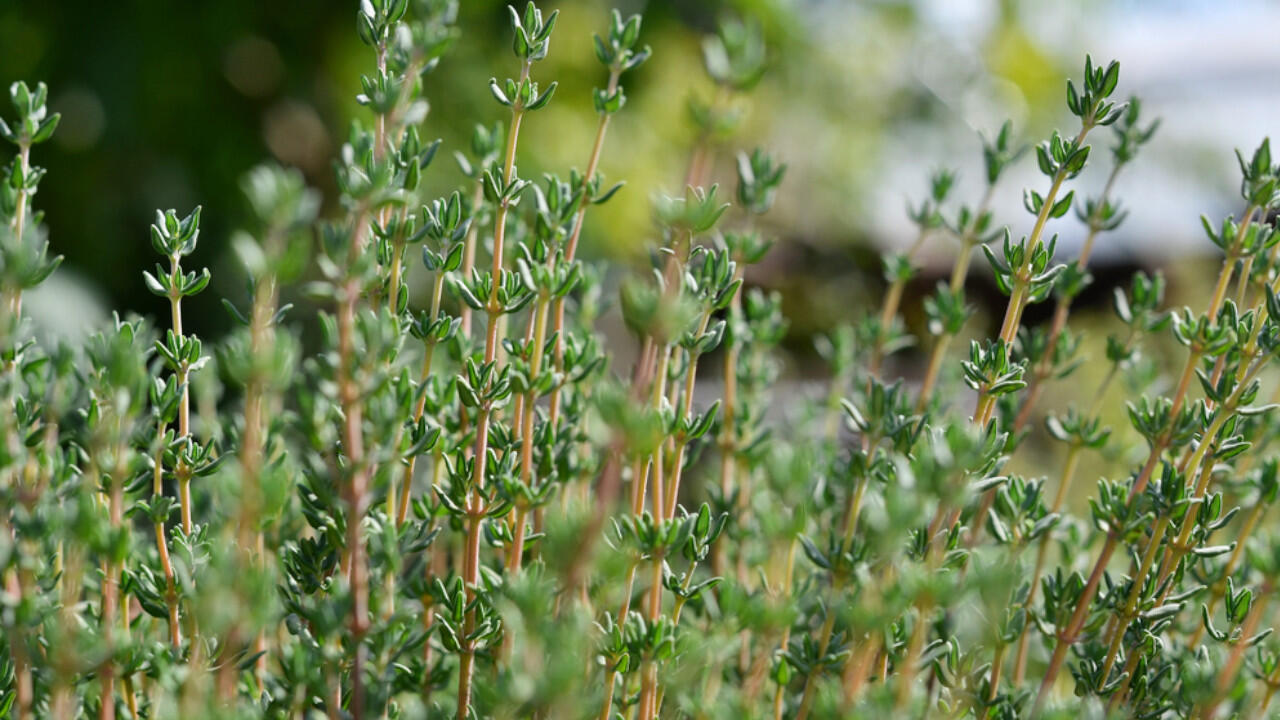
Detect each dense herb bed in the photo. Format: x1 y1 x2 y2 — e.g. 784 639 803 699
3 2 1280 719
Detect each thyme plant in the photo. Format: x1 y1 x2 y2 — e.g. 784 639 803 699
6 3 1280 720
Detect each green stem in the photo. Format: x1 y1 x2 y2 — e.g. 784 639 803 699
152 423 182 648
508 289 550 573
794 610 839 720
868 228 930 378
5 142 30 319
457 61 532 720
396 270 447 526
976 126 1094 427
1011 442 1082 683
1098 515 1169 685
917 183 996 412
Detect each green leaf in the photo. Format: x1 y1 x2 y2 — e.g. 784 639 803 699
31 113 60 144
1049 191 1074 219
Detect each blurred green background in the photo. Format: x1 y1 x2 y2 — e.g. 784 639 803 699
4 0 791 338
2 0 1268 379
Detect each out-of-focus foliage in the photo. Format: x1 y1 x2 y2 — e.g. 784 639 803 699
5 0 1176 346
